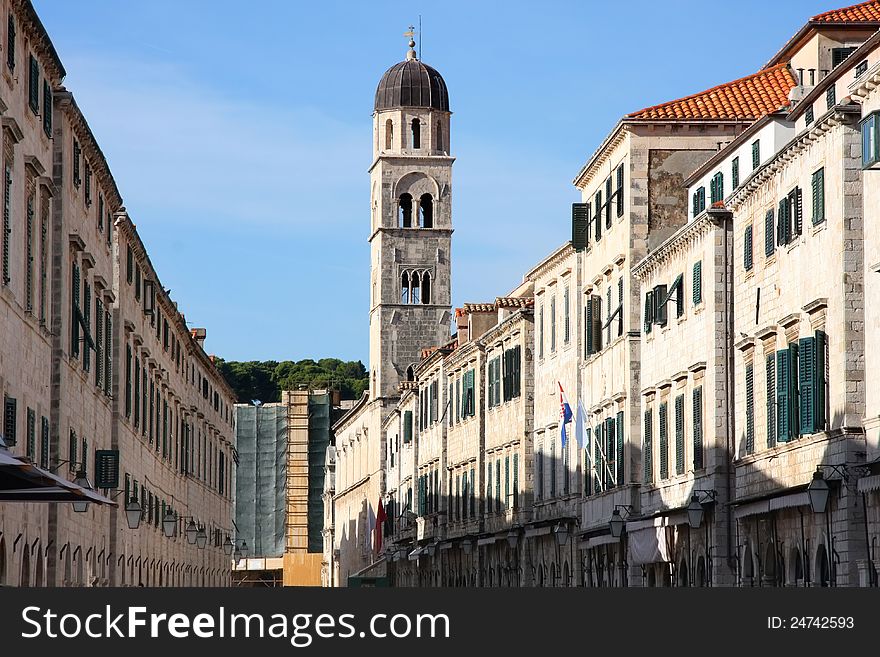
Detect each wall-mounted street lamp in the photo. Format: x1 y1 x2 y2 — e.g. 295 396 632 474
807 464 870 514
196 525 208 550
186 519 199 545
125 497 143 529
553 522 569 547
72 471 93 513
686 490 718 529
162 511 177 538
609 505 634 538
462 538 473 555
223 535 234 556
507 529 520 549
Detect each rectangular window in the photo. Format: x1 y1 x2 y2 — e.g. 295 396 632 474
692 186 706 217
549 440 556 498
135 264 141 300
605 177 612 229
563 286 570 344
745 362 755 454
594 189 602 242
752 140 760 169
104 311 112 397
3 396 16 445
3 165 12 285
95 297 103 388
692 261 702 305
505 455 511 506
126 246 133 284
765 209 775 257
658 402 668 480
798 333 827 435
594 423 603 492
805 105 814 126
586 295 602 355
6 13 15 71
789 186 803 238
616 410 624 486
84 165 92 206
643 409 653 483
693 387 703 470
28 54 39 114
674 394 685 475
82 282 91 373
644 290 653 334
512 455 518 509
731 157 739 190
40 416 49 469
68 429 77 471
826 84 836 110
550 295 556 352
811 168 825 225
538 303 544 359
125 345 132 418
863 111 880 168
615 163 624 217
470 468 475 515
487 460 493 511
571 202 589 251
832 46 856 68
25 192 34 312
72 140 81 187
709 171 724 204
42 79 52 137
39 189 48 325
26 407 35 459
70 262 80 357
766 354 776 449
744 225 753 271
856 59 868 77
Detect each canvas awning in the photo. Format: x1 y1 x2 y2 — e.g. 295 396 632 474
733 491 809 519
0 447 116 505
858 474 880 493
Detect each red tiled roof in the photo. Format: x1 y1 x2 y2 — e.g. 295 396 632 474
812 0 880 22
461 302 496 313
495 296 535 309
626 63 797 121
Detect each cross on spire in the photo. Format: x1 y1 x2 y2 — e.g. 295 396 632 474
404 25 417 60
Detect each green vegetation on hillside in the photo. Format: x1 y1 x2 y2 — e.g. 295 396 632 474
214 358 369 403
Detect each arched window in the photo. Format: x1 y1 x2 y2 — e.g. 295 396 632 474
20 548 30 587
790 547 803 585
411 118 421 149
422 271 431 304
696 556 707 587
398 193 413 228
435 120 443 152
677 558 689 587
815 544 830 587
764 544 778 586
742 544 754 586
411 271 420 304
385 119 393 151
562 561 570 587
647 567 656 587
419 194 433 228
401 271 409 304
406 365 415 382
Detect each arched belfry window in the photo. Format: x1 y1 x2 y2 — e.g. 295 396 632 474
401 271 410 304
385 119 393 151
406 365 415 382
421 271 431 304
435 120 443 152
419 194 433 228
411 118 421 149
411 271 421 304
399 193 413 228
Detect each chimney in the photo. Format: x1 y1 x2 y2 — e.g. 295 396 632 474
455 309 469 344
191 327 206 349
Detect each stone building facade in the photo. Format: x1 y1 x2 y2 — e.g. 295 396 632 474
329 2 880 587
0 0 235 588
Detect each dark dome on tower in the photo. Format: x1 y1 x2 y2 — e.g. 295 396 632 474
374 35 449 112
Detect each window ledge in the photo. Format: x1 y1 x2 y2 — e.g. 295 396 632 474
809 221 827 236
693 304 704 315
764 254 777 267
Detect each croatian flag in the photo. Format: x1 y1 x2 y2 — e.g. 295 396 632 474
559 382 573 448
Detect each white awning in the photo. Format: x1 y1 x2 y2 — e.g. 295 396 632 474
858 474 880 493
734 491 809 519
0 447 116 505
625 511 688 532
477 536 498 546
525 526 551 538
579 534 620 550
628 526 671 565
407 548 423 561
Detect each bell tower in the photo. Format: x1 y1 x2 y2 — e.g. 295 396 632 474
368 28 453 402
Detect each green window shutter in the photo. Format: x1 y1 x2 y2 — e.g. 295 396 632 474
487 361 493 408
125 345 132 417
26 408 35 459
594 422 603 491
653 284 667 326
504 455 510 509
615 410 624 485
82 282 91 373
766 355 776 448
692 191 699 217
765 209 775 256
495 459 501 510
674 394 684 475
692 261 702 305
71 262 81 357
586 298 594 354
658 402 668 480
792 187 803 237
68 429 77 471
40 416 49 469
549 439 556 497
644 291 653 333
744 225 753 271
42 79 52 136
798 336 816 434
605 417 615 488
732 157 740 189
104 311 112 396
605 177 613 228
616 163 624 217
571 202 589 250
468 369 476 416
643 409 653 483
94 449 120 489
594 190 603 241
788 342 800 438
812 168 825 225
745 363 755 454
487 462 493 512
403 410 413 443
6 14 15 71
28 54 39 113
469 468 475 515
3 166 11 285
815 330 827 431
776 350 790 442
752 140 760 169
693 387 704 470
95 298 103 387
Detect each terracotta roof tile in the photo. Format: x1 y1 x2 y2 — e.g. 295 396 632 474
494 296 535 309
811 0 880 22
461 302 496 313
627 63 797 121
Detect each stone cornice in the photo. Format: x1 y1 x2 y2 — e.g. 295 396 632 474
54 90 123 208
632 213 714 279
524 243 574 283
13 0 66 81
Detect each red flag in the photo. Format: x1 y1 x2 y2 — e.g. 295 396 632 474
374 498 387 553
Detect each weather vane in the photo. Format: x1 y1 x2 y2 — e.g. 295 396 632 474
404 25 417 60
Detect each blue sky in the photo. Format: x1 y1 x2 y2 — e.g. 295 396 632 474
36 0 836 363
